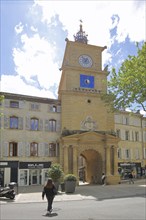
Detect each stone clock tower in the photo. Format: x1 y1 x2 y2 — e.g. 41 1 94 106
58 23 120 185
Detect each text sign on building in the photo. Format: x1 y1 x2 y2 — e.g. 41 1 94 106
28 163 44 169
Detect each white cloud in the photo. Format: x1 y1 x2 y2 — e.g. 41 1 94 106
1 75 55 98
15 22 24 34
36 0 145 45
13 33 61 89
1 0 145 100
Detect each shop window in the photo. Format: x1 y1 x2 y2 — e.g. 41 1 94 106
31 118 39 130
44 170 49 183
9 142 18 156
49 119 56 132
10 101 19 108
30 142 38 156
10 116 18 129
20 170 28 186
125 131 129 140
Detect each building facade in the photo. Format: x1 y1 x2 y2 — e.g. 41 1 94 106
0 24 146 187
0 94 61 187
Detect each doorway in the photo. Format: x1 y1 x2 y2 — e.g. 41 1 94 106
29 169 41 185
0 169 4 187
78 149 102 184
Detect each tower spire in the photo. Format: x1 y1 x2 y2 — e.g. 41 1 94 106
74 20 88 44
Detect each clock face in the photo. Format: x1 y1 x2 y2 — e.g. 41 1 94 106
79 55 93 68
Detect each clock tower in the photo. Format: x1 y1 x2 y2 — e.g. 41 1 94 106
58 23 120 185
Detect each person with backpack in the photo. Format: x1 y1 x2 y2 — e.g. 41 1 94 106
42 178 57 215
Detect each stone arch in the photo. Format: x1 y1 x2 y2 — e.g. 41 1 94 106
79 149 102 184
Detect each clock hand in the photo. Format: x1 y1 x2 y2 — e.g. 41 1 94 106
84 58 89 64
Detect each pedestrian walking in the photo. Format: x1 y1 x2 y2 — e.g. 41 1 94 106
42 178 57 215
101 173 106 186
128 172 134 184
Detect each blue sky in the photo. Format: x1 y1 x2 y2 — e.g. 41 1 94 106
0 0 145 105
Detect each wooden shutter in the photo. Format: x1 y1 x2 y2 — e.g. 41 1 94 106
4 116 9 128
38 143 44 156
19 101 25 108
18 117 23 129
25 117 30 130
49 105 53 112
3 142 9 156
39 119 43 131
56 120 61 132
57 105 61 112
25 143 30 156
45 119 50 131
44 143 49 156
4 100 9 108
18 142 23 156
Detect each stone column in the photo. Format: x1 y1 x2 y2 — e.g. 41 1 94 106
106 145 111 175
63 146 69 174
114 145 119 175
73 146 78 178
103 147 106 173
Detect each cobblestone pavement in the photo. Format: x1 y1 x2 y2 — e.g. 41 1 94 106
0 179 146 204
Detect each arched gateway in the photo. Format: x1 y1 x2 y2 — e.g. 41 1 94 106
59 131 120 185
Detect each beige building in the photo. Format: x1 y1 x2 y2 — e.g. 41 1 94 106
0 24 145 187
115 111 146 178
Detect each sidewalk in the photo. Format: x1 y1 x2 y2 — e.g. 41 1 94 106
1 179 146 204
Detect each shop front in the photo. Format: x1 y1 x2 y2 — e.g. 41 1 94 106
0 161 19 186
19 162 51 186
118 162 142 179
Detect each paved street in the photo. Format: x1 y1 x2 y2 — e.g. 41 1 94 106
0 179 146 220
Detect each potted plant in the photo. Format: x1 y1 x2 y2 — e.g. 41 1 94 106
48 163 63 191
64 174 77 193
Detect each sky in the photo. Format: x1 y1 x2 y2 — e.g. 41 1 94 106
0 0 145 112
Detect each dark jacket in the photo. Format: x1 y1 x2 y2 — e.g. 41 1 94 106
42 184 56 199
128 173 133 179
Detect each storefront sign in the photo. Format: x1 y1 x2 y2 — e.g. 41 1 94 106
0 162 8 166
120 163 136 166
19 161 51 169
28 163 44 169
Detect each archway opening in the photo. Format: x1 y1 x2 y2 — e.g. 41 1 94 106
78 149 102 185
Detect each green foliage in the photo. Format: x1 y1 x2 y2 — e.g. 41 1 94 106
64 174 77 182
48 163 63 182
102 42 146 112
0 95 5 102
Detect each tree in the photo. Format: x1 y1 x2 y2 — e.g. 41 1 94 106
102 42 146 112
